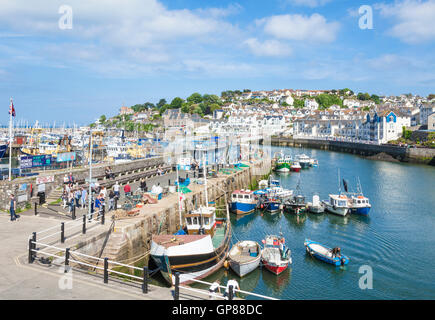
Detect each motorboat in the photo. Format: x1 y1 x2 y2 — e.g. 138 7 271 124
261 235 292 275
307 194 324 214
304 239 349 266
231 190 258 215
228 240 262 277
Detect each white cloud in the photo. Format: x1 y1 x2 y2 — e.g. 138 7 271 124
285 0 332 8
243 38 292 57
375 0 435 43
257 14 340 42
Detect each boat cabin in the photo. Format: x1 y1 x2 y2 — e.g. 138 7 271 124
351 195 370 206
329 194 349 207
184 206 216 236
232 190 255 203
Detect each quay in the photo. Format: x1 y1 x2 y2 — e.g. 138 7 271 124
0 157 274 300
269 136 435 166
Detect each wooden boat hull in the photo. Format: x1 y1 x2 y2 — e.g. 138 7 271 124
228 241 262 277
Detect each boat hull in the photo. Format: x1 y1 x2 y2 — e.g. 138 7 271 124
265 201 281 212
263 261 288 275
274 163 290 172
305 239 349 266
323 202 349 216
229 255 261 277
231 202 257 215
351 206 371 215
291 167 301 172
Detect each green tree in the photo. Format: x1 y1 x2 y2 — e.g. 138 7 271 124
370 94 380 104
156 99 167 109
187 93 203 104
170 97 184 109
315 94 343 109
99 115 106 123
293 99 304 108
357 92 371 101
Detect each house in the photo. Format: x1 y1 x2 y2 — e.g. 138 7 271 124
304 99 319 110
428 112 435 131
119 106 134 115
343 99 360 108
420 104 435 125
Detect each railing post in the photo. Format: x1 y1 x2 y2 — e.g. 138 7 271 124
114 197 118 211
34 202 37 216
229 285 234 300
64 248 70 273
103 258 109 284
28 238 33 263
101 208 105 225
61 222 65 243
142 267 148 294
174 272 180 300
82 214 86 234
72 204 76 220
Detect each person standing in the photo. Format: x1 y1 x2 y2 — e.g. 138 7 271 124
74 188 81 207
224 279 239 300
108 190 115 211
113 181 120 199
124 183 131 197
9 194 19 221
68 191 75 213
81 187 87 209
209 280 221 300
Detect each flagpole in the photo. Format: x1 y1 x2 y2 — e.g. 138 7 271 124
8 98 13 181
176 164 182 227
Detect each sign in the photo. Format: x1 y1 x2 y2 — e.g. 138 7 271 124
38 184 46 192
56 152 76 163
19 183 27 191
18 194 28 203
20 155 52 169
36 176 54 184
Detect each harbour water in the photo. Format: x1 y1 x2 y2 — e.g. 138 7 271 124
192 146 435 299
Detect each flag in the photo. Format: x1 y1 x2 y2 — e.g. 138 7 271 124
342 179 348 193
9 98 15 117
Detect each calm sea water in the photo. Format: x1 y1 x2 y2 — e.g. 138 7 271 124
194 146 435 300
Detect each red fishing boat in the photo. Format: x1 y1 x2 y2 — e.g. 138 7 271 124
261 235 292 275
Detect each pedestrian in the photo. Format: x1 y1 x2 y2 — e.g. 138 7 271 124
9 194 19 221
95 194 104 219
62 189 68 209
113 181 120 199
157 168 162 176
105 167 111 179
224 279 239 300
124 183 131 197
108 190 115 211
88 192 95 222
81 187 87 209
63 174 69 185
74 188 81 207
209 280 221 300
68 172 75 187
68 191 75 213
140 178 147 192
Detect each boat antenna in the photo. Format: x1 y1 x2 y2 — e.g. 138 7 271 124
203 151 209 207
338 168 341 195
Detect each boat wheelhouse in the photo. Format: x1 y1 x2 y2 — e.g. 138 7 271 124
231 190 257 215
261 235 292 275
348 195 371 215
295 154 311 169
322 194 350 216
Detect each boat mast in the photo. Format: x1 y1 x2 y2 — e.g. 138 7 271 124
176 163 183 227
203 152 208 207
338 168 341 195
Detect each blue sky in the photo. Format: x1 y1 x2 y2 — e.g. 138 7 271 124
0 0 434 125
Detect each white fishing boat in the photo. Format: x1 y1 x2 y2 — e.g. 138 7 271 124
261 235 292 275
322 194 350 216
228 240 262 277
295 154 311 169
307 194 324 214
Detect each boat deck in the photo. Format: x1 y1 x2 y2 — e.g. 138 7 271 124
152 234 208 248
212 226 226 248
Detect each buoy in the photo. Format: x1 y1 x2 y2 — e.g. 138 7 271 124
224 260 229 269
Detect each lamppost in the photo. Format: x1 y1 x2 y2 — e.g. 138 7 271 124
88 131 93 220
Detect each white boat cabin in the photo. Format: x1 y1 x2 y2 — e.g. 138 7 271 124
329 194 349 208
184 206 216 236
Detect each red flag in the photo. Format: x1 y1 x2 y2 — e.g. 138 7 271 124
9 98 15 117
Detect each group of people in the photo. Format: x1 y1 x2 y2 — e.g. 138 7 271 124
208 279 240 300
104 167 115 180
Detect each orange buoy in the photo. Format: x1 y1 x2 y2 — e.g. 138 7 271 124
224 260 229 269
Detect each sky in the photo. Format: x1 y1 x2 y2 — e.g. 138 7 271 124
0 0 434 125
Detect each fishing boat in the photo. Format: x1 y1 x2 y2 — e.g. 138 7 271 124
261 235 292 275
322 194 350 216
283 179 307 214
309 158 319 167
295 154 311 169
322 169 350 216
290 161 301 172
343 177 371 215
150 156 231 285
304 239 349 266
274 153 292 173
0 143 8 159
231 190 258 215
307 194 324 214
228 240 262 277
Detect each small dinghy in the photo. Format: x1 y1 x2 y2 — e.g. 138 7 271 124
228 240 262 277
304 239 349 266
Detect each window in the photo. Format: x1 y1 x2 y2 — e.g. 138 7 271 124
193 217 198 225
244 195 250 199
186 217 192 225
204 217 209 225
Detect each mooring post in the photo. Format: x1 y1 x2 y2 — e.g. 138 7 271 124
114 197 118 210
64 248 70 273
174 272 180 300
103 258 109 284
28 238 33 264
72 204 76 220
101 208 105 225
82 214 86 234
61 222 65 243
168 179 171 186
142 267 148 294
229 285 234 300
34 202 37 216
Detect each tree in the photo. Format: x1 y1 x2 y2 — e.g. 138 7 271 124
187 93 203 104
144 102 155 109
170 97 184 109
428 94 435 100
357 92 371 101
370 94 380 104
99 115 106 123
315 94 343 109
156 99 167 109
293 99 304 108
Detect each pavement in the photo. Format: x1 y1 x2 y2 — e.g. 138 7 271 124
0 169 219 300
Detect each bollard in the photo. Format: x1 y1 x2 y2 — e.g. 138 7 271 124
142 267 148 294
101 209 105 225
103 258 109 284
61 222 65 243
34 203 37 216
114 197 118 210
64 248 70 273
28 238 34 264
72 204 76 220
82 214 86 234
229 285 234 300
168 179 171 186
174 272 180 300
